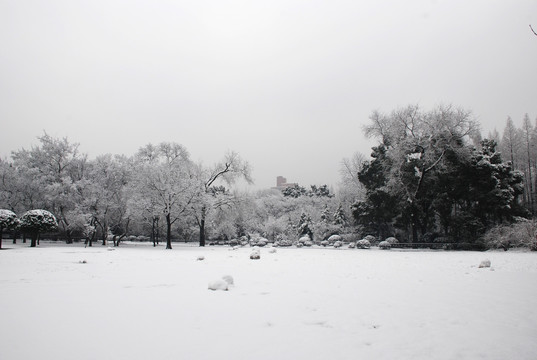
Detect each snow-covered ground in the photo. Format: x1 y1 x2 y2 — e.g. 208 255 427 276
1 242 536 360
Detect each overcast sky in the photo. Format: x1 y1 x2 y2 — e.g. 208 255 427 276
1 0 536 190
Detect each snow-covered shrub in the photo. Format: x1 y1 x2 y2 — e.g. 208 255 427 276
482 219 537 250
304 240 313 247
256 238 268 247
478 259 491 268
356 239 371 249
0 209 19 249
250 249 261 260
340 233 361 243
333 240 343 248
348 242 356 249
298 235 311 244
276 239 293 247
268 247 277 253
208 279 229 291
320 240 329 247
385 237 399 245
197 255 205 261
19 210 58 247
228 239 240 247
327 234 342 244
378 240 391 250
314 223 342 244
364 235 376 244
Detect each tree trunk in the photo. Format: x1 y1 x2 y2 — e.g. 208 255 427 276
151 216 159 247
0 228 3 249
101 221 108 246
30 233 38 247
166 213 172 249
199 206 206 247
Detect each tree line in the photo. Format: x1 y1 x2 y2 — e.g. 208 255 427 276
1 104 535 249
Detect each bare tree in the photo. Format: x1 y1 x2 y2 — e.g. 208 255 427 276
194 152 253 247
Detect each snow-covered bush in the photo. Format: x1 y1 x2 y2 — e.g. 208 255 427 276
378 240 391 250
385 237 399 245
250 249 261 260
327 234 342 244
19 210 58 247
268 247 277 253
348 242 356 249
320 240 329 247
275 239 293 247
228 238 240 247
333 240 343 248
364 235 376 244
314 222 342 244
478 259 491 268
482 219 537 250
0 209 19 249
298 235 311 244
356 239 371 249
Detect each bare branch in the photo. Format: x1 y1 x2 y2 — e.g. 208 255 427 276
531 24 537 37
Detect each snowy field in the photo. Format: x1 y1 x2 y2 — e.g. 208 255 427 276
1 243 536 360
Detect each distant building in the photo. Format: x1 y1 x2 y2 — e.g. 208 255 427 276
273 176 297 190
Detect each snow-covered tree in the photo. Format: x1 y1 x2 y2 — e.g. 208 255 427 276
297 212 313 240
521 113 534 214
0 209 18 249
19 209 58 247
338 152 366 214
11 133 87 241
363 104 479 242
333 204 347 227
129 143 197 249
83 154 132 245
193 151 252 247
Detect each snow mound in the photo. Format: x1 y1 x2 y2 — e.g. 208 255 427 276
208 279 229 291
479 259 491 268
268 247 277 254
250 249 261 260
222 275 234 285
197 255 205 261
79 260 87 264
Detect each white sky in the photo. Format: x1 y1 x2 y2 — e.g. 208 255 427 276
1 0 536 189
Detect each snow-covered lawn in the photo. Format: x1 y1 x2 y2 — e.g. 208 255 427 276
1 243 536 360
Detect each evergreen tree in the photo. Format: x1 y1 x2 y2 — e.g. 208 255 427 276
333 204 346 227
297 212 313 240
